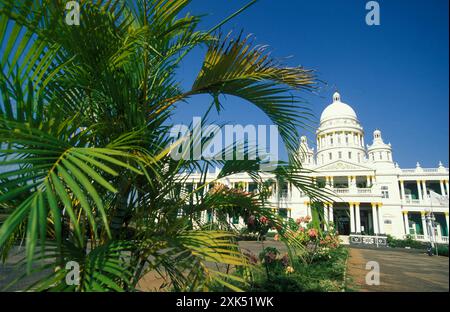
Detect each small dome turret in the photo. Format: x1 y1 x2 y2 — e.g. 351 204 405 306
367 129 394 166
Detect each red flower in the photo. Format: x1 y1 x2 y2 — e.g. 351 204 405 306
259 216 269 224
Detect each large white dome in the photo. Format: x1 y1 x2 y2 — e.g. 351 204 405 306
320 92 357 122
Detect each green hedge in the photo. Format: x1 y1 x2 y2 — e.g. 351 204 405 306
387 235 449 257
433 245 449 257
386 234 426 249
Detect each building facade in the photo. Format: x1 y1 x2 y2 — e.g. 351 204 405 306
187 92 450 243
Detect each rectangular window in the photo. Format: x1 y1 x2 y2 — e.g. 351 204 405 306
348 152 352 159
278 209 288 219
329 153 332 160
207 211 213 223
381 186 389 198
338 151 342 159
280 183 289 198
248 182 258 193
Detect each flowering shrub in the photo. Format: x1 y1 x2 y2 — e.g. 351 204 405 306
258 247 292 277
243 246 349 292
271 215 342 265
245 214 274 239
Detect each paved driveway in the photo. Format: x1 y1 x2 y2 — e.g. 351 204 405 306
347 247 449 292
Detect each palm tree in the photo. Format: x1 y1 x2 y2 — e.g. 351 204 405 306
0 0 328 291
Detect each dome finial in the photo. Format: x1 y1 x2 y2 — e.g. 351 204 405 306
333 91 341 102
373 129 381 139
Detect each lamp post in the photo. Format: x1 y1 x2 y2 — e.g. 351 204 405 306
427 194 439 256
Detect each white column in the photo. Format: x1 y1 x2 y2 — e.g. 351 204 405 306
349 203 355 233
403 211 409 235
349 176 356 190
329 203 334 224
440 180 445 196
445 212 449 237
417 180 423 201
400 180 406 200
330 176 334 188
355 203 361 233
307 202 312 217
371 203 379 234
422 180 428 200
324 203 329 229
445 180 449 196
366 176 370 188
377 203 382 233
421 211 428 238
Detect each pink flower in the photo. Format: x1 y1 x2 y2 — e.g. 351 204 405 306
247 215 256 225
274 234 280 241
295 217 304 225
308 228 318 239
304 216 311 222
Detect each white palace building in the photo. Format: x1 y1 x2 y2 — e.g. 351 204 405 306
188 92 450 244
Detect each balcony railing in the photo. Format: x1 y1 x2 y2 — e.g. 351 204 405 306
404 198 420 204
334 188 349 194
404 195 449 207
401 168 449 174
405 234 449 244
331 187 373 195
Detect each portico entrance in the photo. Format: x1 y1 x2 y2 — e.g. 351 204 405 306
334 209 350 235
330 202 382 235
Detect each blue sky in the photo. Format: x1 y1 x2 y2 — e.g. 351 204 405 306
171 0 449 168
